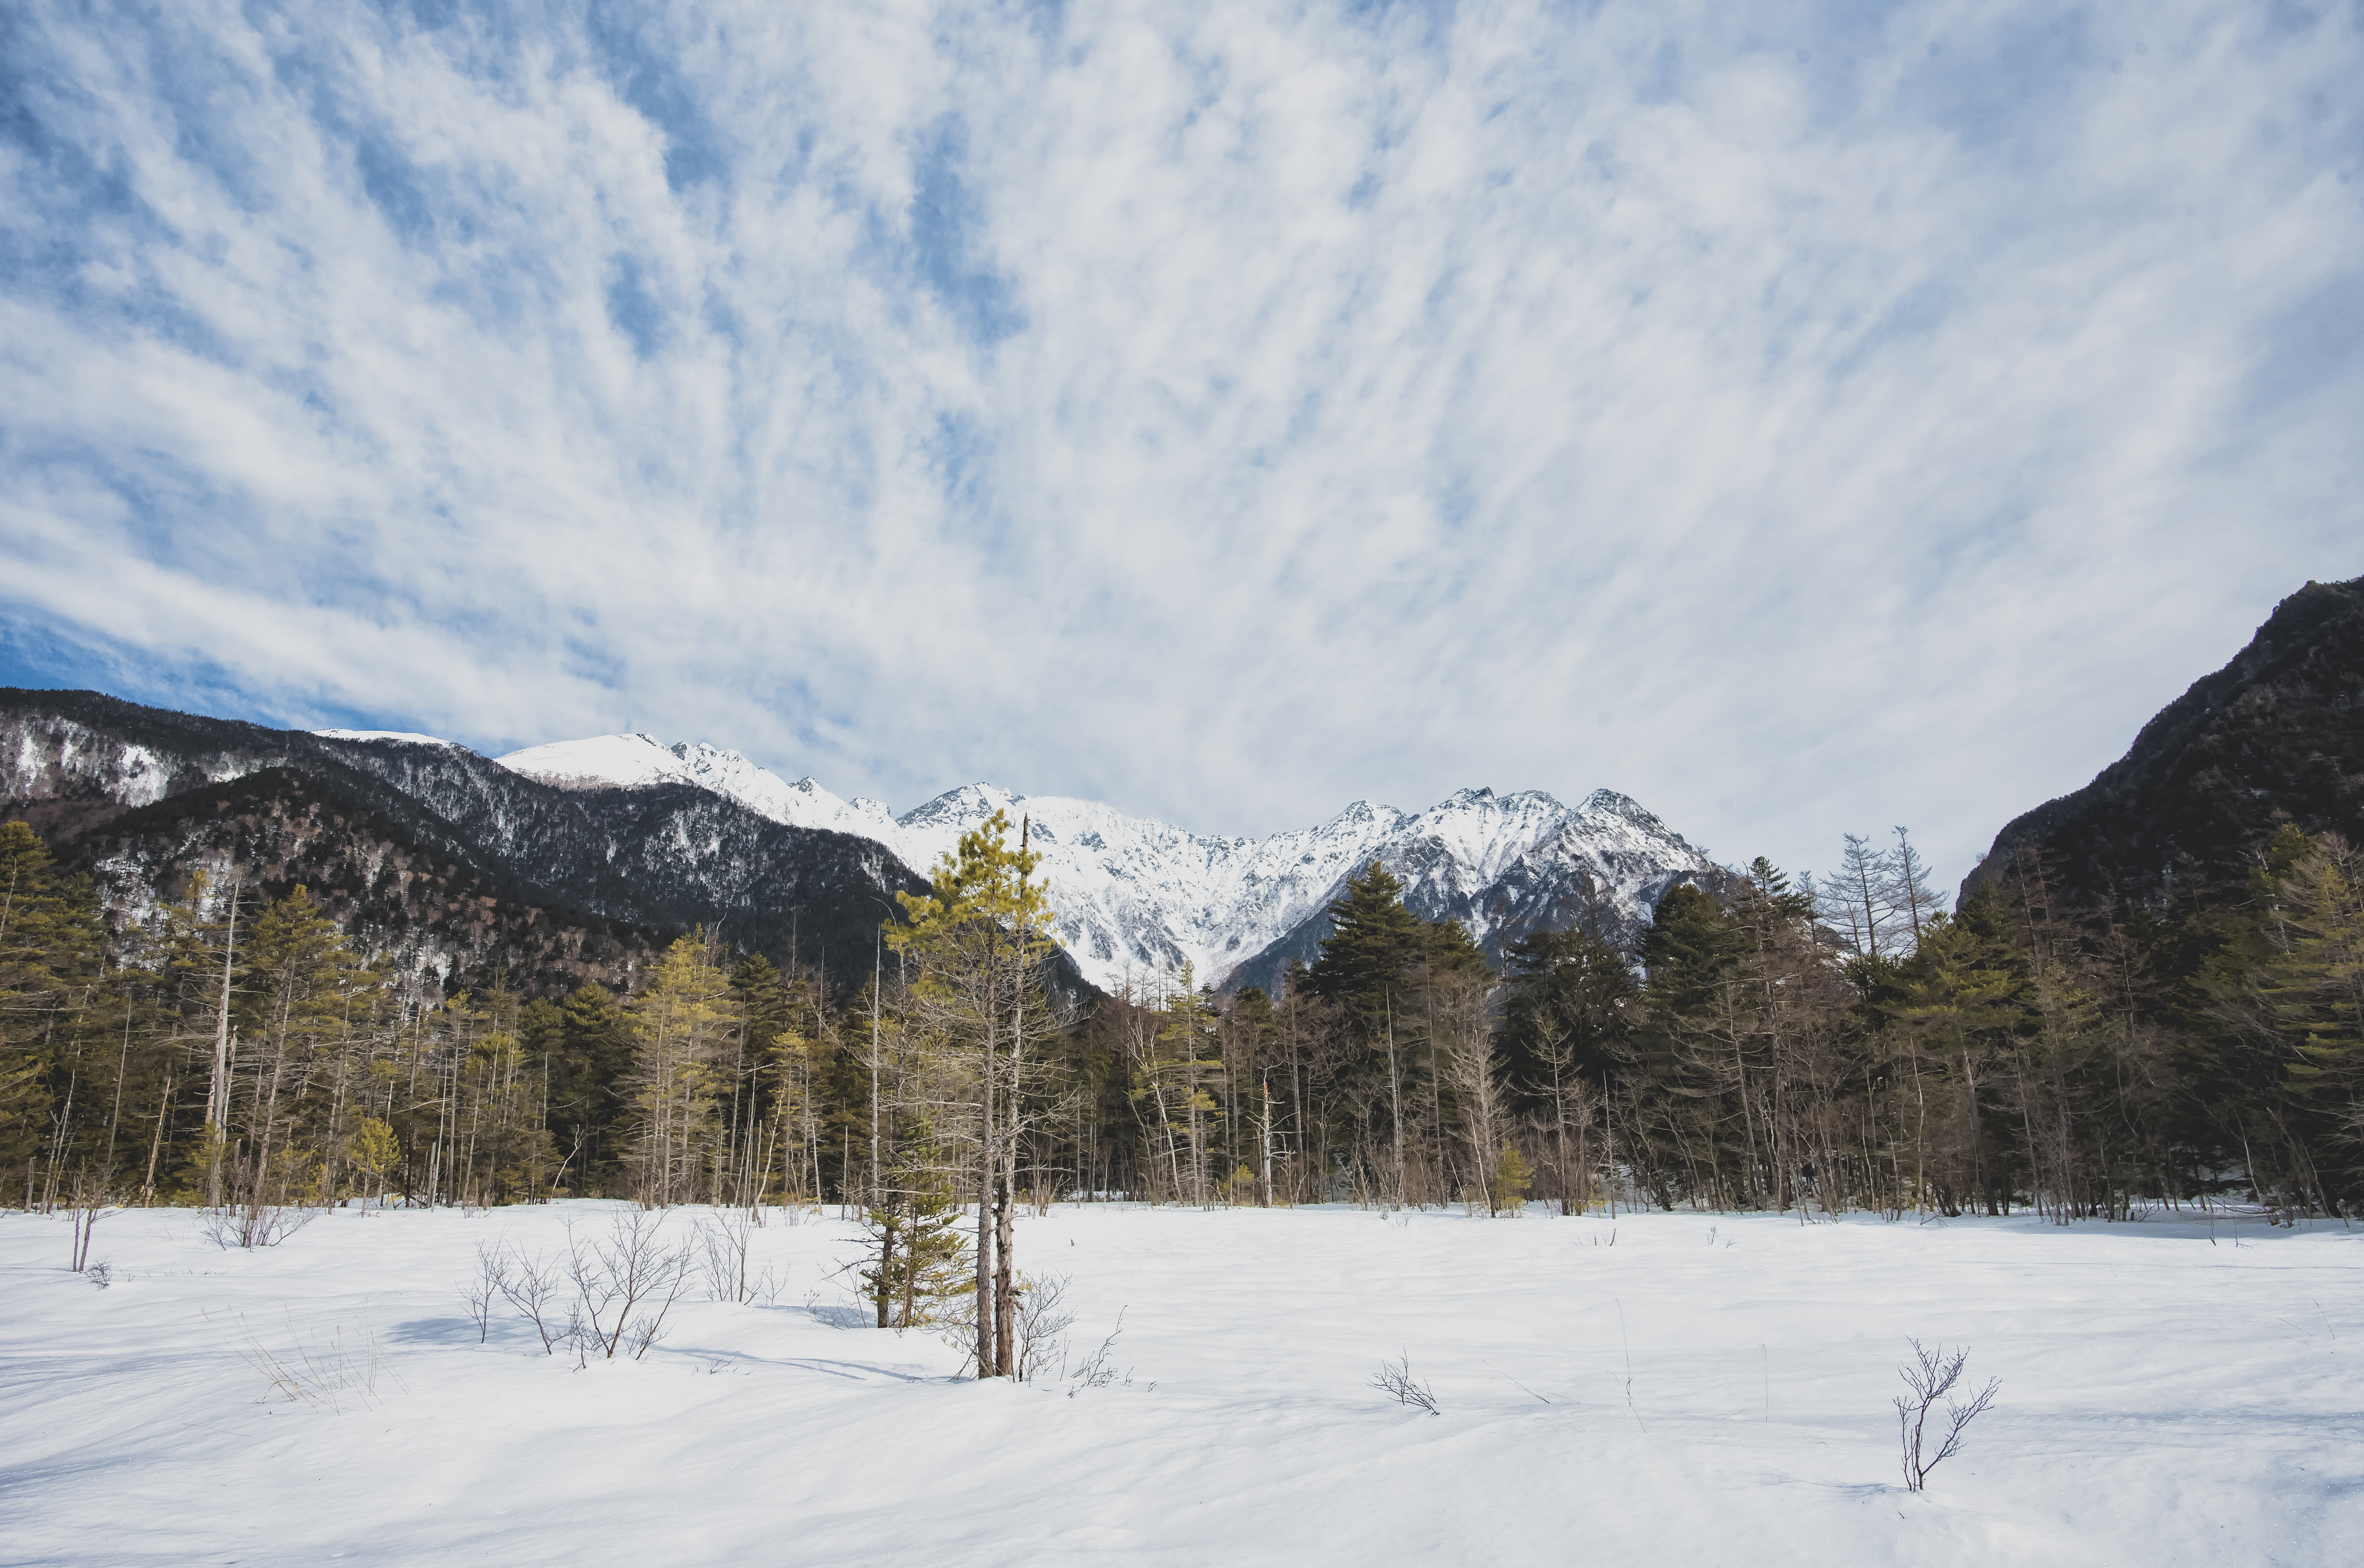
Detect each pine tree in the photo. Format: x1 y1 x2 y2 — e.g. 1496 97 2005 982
1880 904 2025 1215
1150 965 1223 1205
1641 883 1742 1012
726 955 794 1207
1500 926 1634 1213
555 983 633 1194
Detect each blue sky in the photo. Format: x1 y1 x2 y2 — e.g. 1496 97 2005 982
2 0 2359 887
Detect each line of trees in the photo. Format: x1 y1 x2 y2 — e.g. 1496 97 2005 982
7 808 2361 1255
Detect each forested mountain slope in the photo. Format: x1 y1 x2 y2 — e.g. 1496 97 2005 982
4 686 1729 1001
1960 576 2364 912
66 766 667 997
0 691 928 997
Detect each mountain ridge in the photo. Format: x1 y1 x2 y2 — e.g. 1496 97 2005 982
1 686 1731 998
492 735 1729 992
1960 575 2364 912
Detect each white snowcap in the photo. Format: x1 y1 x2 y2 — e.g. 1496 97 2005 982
314 729 456 748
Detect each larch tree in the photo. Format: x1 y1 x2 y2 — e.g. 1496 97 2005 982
886 808 1057 1378
226 886 381 1209
623 930 739 1207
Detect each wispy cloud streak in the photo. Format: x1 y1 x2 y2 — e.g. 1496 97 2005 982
1 0 2357 882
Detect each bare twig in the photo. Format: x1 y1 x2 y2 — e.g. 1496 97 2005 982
1895 1338 2000 1491
1370 1350 1440 1414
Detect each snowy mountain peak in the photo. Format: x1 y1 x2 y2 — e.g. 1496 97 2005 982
874 777 1720 994
898 782 1020 833
1574 788 1698 846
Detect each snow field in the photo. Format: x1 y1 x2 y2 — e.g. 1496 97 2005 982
2 1202 2356 1566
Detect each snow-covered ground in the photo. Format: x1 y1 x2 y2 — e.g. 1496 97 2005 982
2 1203 2354 1565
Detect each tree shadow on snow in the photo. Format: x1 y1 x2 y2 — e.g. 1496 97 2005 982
385 1315 507 1347
663 1343 945 1383
795 1302 872 1330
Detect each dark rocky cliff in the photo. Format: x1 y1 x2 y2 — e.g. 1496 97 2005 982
1961 576 2364 912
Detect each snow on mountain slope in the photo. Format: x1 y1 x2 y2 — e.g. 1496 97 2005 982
670 743 902 842
494 735 902 842
890 783 1720 995
6 711 261 809
312 729 458 748
495 734 696 791
487 734 1724 993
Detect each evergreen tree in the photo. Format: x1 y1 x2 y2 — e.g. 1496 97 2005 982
1305 861 1432 1028
554 983 632 1193
1150 966 1223 1204
0 822 108 1204
225 886 381 1208
2244 834 2364 1192
1490 1144 1533 1214
859 1116 972 1328
725 955 794 1207
1641 883 1742 1014
1879 905 2024 1214
518 996 573 1189
1499 926 1634 1212
1499 927 1636 1089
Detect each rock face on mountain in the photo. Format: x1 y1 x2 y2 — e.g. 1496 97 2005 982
1961 576 2364 912
0 691 928 997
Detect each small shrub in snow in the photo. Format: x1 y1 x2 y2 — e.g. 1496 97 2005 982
493 1245 573 1354
564 1210 696 1363
1490 1147 1532 1214
1371 1352 1440 1414
1011 1271 1077 1382
67 1176 112 1273
461 1210 696 1365
697 1209 783 1304
200 1203 320 1250
84 1260 112 1289
465 1242 508 1342
1066 1307 1132 1393
1894 1339 1999 1492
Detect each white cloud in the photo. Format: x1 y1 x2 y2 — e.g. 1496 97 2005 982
1 0 2357 890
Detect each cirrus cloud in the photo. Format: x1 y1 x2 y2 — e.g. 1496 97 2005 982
1 0 2358 887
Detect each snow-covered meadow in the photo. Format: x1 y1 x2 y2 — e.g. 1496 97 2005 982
3 1201 2355 1566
